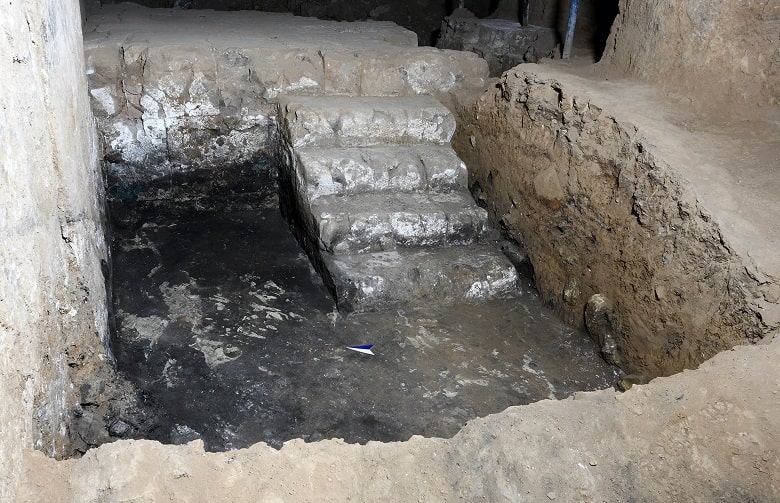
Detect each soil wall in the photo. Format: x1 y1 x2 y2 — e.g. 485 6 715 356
0 0 111 498
18 336 780 501
601 0 780 113
452 70 773 378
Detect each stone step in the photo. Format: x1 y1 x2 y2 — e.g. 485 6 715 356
295 145 467 200
322 244 519 312
436 17 557 76
275 91 518 312
278 95 456 148
311 191 490 255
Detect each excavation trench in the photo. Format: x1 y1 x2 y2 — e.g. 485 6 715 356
6 2 779 500
107 156 618 452
75 6 777 461
74 4 626 455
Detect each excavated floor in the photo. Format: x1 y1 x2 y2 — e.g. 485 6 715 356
110 201 618 451
89 2 615 455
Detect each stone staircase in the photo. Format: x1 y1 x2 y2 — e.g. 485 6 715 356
276 94 519 312
82 4 519 313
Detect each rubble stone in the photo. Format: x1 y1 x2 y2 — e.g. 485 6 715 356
437 17 557 76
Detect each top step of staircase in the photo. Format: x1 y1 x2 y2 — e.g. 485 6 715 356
278 95 457 148
84 4 490 110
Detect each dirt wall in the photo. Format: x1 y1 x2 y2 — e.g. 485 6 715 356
0 0 112 499
601 0 780 113
451 70 773 378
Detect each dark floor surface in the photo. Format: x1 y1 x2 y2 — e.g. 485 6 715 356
111 204 619 451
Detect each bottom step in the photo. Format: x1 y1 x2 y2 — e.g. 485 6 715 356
322 244 519 312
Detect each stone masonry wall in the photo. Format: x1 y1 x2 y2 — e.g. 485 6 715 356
83 5 488 214
1 0 111 499
452 70 774 379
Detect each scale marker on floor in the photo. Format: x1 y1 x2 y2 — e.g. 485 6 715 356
346 344 375 355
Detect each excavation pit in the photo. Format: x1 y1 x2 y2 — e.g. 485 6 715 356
109 187 618 451
86 6 620 452
84 0 776 458
5 2 779 501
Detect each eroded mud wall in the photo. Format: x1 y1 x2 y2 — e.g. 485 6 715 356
0 0 109 498
453 71 771 378
450 0 778 379
601 0 780 112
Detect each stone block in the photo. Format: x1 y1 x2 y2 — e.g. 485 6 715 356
295 145 467 200
323 244 518 311
437 17 557 76
311 191 490 254
164 115 270 169
84 44 124 120
278 95 456 148
141 45 220 120
239 47 329 100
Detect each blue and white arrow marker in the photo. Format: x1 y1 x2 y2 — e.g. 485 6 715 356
346 344 374 355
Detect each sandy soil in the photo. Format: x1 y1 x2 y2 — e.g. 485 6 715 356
17 332 779 501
